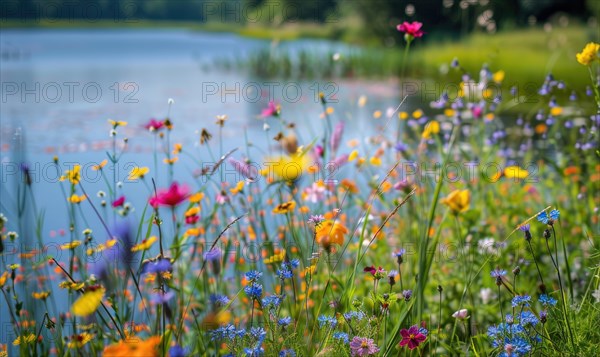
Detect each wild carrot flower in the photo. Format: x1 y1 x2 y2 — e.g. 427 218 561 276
399 325 427 350
349 336 380 356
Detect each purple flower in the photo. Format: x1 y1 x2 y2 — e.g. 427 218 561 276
227 157 258 182
330 121 344 152
349 336 380 356
307 215 325 226
150 291 175 305
141 257 172 274
399 325 427 350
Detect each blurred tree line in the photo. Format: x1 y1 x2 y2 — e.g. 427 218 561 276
2 0 595 42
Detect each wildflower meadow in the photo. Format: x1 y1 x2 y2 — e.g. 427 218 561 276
1 12 600 357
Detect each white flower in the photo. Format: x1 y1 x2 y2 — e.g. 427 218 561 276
452 309 469 320
168 98 174 105
592 289 600 303
480 288 494 304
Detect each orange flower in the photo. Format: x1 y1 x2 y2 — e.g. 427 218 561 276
92 159 108 171
272 201 296 214
102 336 160 357
316 220 348 250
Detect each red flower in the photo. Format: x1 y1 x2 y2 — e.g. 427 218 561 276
144 118 164 131
363 266 384 276
149 182 189 208
399 325 427 350
112 196 125 208
396 21 425 39
185 215 199 225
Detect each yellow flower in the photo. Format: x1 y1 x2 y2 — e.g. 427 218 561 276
67 194 86 204
504 166 529 180
264 154 308 182
398 111 409 120
550 107 563 116
358 95 367 107
108 119 127 128
67 333 93 349
413 109 424 119
163 157 178 165
264 250 285 264
71 286 105 317
444 109 455 117
184 227 203 238
422 120 440 139
373 110 382 119
13 333 36 346
172 143 182 155
348 150 359 162
131 236 157 252
0 271 8 287
59 281 85 291
185 206 200 218
326 107 335 115
369 156 382 166
128 167 149 180
61 240 82 250
189 192 204 203
273 201 296 214
60 164 81 184
316 220 348 250
32 291 51 300
576 42 600 66
493 70 505 83
229 180 245 194
441 189 470 214
102 336 160 357
92 159 108 171
87 239 117 256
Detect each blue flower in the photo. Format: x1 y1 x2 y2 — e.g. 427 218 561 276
317 315 337 328
141 257 172 274
491 268 507 278
262 294 284 309
245 270 263 281
243 346 264 356
209 294 230 307
244 283 263 300
168 345 187 357
499 337 531 357
249 327 267 344
518 311 539 326
343 311 365 321
511 295 531 307
538 294 557 307
277 266 293 280
333 332 349 344
279 349 296 357
537 209 559 224
278 317 292 327
210 324 236 341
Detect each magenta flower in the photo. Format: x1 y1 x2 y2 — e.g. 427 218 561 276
396 21 425 39
399 325 427 350
144 118 164 131
112 195 125 208
261 101 280 117
149 182 189 208
349 336 380 356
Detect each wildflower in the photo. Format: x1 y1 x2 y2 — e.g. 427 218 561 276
261 101 280 117
576 42 600 66
265 154 308 182
0 272 8 287
349 336 380 356
32 291 51 300
519 224 532 241
307 214 325 226
60 164 81 184
141 257 172 274
504 166 529 180
304 181 327 203
399 325 427 350
441 189 470 214
245 270 263 282
317 315 337 328
67 194 86 204
102 336 160 356
397 21 425 41
209 294 230 308
128 167 149 181
388 270 398 286
537 209 559 225
144 118 164 131
343 311 366 321
421 120 440 139
315 220 348 251
333 332 349 344
402 290 413 301
131 236 157 252
393 249 406 264
204 248 222 275
168 345 187 357
491 268 507 285
71 285 105 317
13 333 36 346
539 310 548 323
262 295 284 309
61 240 82 250
215 114 227 127
67 332 93 349
273 201 296 214
452 309 469 320
538 294 557 307
148 182 189 208
511 295 531 307
244 283 263 300
108 119 127 128
150 291 175 305
112 196 125 208
518 311 539 326
92 159 107 171
199 129 212 144
279 349 296 357
277 317 292 327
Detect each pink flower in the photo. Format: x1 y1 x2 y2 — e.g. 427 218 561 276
149 182 189 208
112 196 126 208
144 118 164 131
349 336 380 356
399 325 427 350
397 21 425 39
472 105 483 119
452 309 470 320
261 101 279 117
